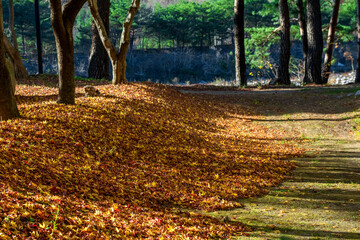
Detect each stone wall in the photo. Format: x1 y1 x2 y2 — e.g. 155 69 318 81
22 41 358 84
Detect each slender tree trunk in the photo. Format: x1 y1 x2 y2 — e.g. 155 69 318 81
278 0 291 85
35 0 43 74
88 0 140 84
356 0 360 83
158 35 160 49
49 0 86 104
234 0 246 87
4 1 26 79
322 0 341 84
3 36 28 79
130 30 135 52
306 0 323 84
0 1 20 120
22 33 26 54
8 0 18 51
114 0 139 84
296 0 308 83
88 0 110 80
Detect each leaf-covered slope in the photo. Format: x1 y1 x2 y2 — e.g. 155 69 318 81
0 81 302 239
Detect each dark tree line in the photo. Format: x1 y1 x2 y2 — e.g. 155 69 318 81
235 0 360 86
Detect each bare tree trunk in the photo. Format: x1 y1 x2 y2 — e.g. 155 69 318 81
88 0 140 84
306 0 323 84
112 59 125 84
234 0 246 87
356 0 360 83
3 36 28 79
0 1 20 120
50 0 86 104
21 33 26 54
35 0 43 74
322 0 341 84
88 0 110 80
7 0 28 79
296 0 308 83
8 0 18 51
278 0 291 85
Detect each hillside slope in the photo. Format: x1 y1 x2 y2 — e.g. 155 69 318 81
0 79 302 239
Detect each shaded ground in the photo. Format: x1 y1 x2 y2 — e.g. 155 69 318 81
2 80 303 239
178 85 360 239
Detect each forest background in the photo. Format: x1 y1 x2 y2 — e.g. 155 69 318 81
2 0 359 84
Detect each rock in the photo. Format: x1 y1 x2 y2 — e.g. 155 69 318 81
347 93 354 97
84 85 100 97
5 59 16 94
221 215 231 222
355 90 360 96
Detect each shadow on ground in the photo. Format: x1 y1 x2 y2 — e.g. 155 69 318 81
190 87 360 240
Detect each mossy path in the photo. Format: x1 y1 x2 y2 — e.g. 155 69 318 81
181 86 360 239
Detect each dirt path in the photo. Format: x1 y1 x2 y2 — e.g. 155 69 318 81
180 86 360 239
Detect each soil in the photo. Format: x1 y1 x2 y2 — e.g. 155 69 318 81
176 85 360 240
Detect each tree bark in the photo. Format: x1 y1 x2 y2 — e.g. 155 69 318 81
296 0 308 83
0 1 20 120
306 0 323 84
88 0 110 80
234 0 246 87
278 0 291 85
35 0 43 74
3 36 28 79
8 0 18 51
322 0 341 84
7 0 28 79
88 0 140 84
356 0 360 83
49 0 86 104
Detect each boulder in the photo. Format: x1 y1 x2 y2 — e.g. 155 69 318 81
355 90 360 96
84 85 100 97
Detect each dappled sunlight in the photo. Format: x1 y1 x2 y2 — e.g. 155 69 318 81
0 82 302 239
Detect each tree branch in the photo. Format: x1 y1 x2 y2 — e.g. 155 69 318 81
119 0 141 58
262 26 281 46
87 0 117 60
63 0 87 26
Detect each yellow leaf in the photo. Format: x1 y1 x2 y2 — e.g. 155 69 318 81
167 225 176 232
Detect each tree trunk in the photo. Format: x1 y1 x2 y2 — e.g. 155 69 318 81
88 0 110 80
322 0 341 84
8 0 18 51
356 0 360 83
296 0 308 83
306 0 323 84
35 0 43 74
112 59 126 84
22 33 26 54
234 0 246 87
88 0 140 85
3 36 28 79
278 0 291 85
0 1 20 120
49 0 86 104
